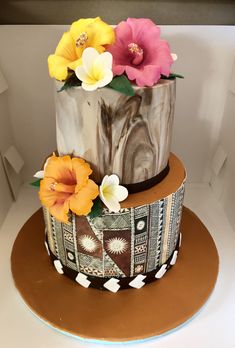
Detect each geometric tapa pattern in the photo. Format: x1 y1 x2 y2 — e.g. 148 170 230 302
43 181 185 284
49 232 182 292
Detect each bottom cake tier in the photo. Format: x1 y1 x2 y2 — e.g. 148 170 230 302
42 153 186 292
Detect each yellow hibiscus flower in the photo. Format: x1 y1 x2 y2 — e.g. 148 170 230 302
48 17 115 81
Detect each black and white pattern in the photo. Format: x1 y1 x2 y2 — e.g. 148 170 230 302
43 181 185 282
50 233 181 292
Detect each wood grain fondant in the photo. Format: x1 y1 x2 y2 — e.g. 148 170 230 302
55 79 176 184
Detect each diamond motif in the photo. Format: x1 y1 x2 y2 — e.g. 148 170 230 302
54 260 63 274
134 244 147 254
155 264 167 279
75 273 91 288
44 240 50 256
103 278 120 293
129 274 146 289
170 250 178 265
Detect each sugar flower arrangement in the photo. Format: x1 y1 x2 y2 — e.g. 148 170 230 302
48 17 181 95
33 155 128 223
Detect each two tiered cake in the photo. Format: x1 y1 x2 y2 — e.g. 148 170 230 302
36 17 186 292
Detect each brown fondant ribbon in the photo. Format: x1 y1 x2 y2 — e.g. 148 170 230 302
45 153 169 195
123 162 170 194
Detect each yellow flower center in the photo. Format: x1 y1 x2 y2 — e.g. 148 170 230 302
76 32 88 47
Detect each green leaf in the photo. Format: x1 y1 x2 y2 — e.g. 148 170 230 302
169 73 184 79
88 198 103 219
107 75 135 97
58 73 82 92
161 73 184 80
30 179 41 187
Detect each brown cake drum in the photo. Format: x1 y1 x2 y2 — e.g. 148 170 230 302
55 79 175 186
42 153 185 292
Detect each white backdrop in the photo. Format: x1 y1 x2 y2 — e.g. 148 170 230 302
0 25 235 183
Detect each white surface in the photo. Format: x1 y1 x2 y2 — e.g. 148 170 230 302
210 64 235 231
3 145 24 174
0 26 235 183
211 145 227 176
2 145 24 200
0 91 14 226
0 184 235 348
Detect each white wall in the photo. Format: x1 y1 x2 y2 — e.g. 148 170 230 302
0 26 60 183
0 89 13 226
210 60 235 230
0 25 235 185
162 26 235 183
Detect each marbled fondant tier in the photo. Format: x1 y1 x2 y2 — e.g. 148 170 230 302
55 79 176 184
42 154 185 292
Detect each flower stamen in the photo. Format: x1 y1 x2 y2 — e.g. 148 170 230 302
49 182 76 194
128 43 143 55
76 32 88 47
128 43 144 65
50 182 57 191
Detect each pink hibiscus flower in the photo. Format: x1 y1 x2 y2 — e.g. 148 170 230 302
107 18 174 87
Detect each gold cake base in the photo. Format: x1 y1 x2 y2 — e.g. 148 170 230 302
11 207 219 342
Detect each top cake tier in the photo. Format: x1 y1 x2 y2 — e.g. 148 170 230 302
55 78 176 186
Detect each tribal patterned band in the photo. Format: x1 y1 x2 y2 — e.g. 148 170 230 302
45 233 181 292
42 180 185 293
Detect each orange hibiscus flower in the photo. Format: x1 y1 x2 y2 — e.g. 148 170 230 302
39 155 98 223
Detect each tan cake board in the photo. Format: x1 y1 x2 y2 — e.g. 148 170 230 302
11 207 219 343
122 152 186 208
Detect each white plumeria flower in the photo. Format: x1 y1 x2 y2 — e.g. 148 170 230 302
33 157 50 179
75 47 113 91
34 170 44 179
99 174 128 213
171 53 178 61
